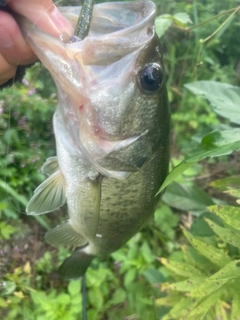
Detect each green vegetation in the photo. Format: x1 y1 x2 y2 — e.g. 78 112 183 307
0 0 240 319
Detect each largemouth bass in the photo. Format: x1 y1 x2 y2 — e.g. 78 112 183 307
18 0 170 280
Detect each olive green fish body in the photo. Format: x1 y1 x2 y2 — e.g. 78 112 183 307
19 0 170 279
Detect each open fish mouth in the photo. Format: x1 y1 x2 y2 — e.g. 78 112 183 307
60 0 157 65
18 0 156 66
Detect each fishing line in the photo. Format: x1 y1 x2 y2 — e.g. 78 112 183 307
81 275 88 320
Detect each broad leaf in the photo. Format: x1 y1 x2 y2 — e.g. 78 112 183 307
156 294 182 307
172 13 192 26
208 205 240 231
189 260 240 298
224 189 240 199
159 257 204 278
162 296 198 320
162 277 205 292
155 15 172 38
155 12 192 39
210 175 240 191
183 228 231 267
185 129 240 162
231 290 240 319
186 289 224 319
205 218 240 248
162 183 214 212
158 162 195 193
190 212 223 237
184 81 240 124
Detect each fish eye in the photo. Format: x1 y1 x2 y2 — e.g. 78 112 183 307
138 63 164 93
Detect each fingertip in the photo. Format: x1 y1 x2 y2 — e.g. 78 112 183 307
7 0 74 37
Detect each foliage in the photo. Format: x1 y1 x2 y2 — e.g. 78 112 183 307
0 0 240 319
156 77 240 319
157 202 240 319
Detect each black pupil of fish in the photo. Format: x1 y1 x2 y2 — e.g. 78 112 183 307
139 65 163 92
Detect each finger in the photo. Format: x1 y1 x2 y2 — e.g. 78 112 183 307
7 0 74 37
0 53 16 85
0 11 37 65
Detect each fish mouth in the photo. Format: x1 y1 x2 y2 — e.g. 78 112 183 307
60 0 156 65
17 0 157 86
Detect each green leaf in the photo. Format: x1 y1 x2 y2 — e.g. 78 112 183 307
186 129 240 162
0 297 8 308
124 268 137 287
205 218 240 248
0 179 28 206
155 15 172 38
210 176 240 192
68 280 81 297
0 202 7 211
186 289 224 319
208 205 240 231
159 257 204 278
158 162 195 193
140 242 155 263
0 179 50 230
231 291 240 320
173 13 192 26
110 288 126 305
190 212 223 237
162 183 214 212
156 295 180 307
184 81 240 124
158 129 240 194
162 277 206 292
56 293 70 305
144 268 165 284
189 260 240 298
224 189 240 199
0 281 16 296
162 296 197 320
0 222 17 240
182 228 231 267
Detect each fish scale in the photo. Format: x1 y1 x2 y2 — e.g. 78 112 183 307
17 0 170 279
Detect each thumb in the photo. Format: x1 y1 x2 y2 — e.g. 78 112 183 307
7 0 74 37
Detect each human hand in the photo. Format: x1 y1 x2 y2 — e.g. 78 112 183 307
0 0 73 86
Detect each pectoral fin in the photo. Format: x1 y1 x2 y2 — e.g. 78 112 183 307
41 157 59 176
26 170 66 215
59 248 94 280
45 220 87 250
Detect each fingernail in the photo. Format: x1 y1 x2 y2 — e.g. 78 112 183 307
50 6 73 34
0 26 13 48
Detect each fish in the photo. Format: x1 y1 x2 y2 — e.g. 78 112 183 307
17 0 170 280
